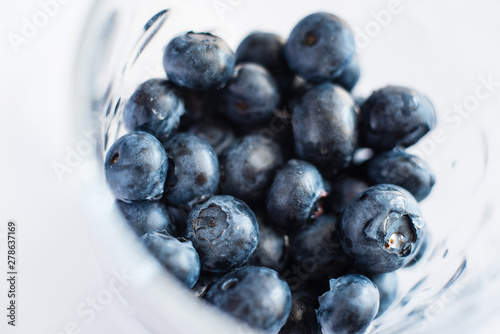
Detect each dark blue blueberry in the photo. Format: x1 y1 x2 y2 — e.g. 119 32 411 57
205 266 291 333
163 32 235 91
178 88 220 130
140 232 200 288
116 200 177 236
220 135 284 203
165 205 188 236
404 232 429 267
326 175 369 214
192 271 225 298
317 274 379 334
247 212 289 273
340 184 426 273
104 131 168 202
187 118 236 156
366 149 435 202
244 108 295 161
291 83 358 176
123 79 184 140
161 133 220 206
284 12 356 83
289 214 352 282
360 86 437 150
334 54 361 92
184 195 259 272
279 292 321 334
220 63 280 125
368 272 398 317
235 32 295 95
266 160 327 231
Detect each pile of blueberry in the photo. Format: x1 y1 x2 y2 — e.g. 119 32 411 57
104 11 436 334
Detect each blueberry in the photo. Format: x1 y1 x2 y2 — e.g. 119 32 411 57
290 214 351 282
326 175 369 214
192 271 224 298
187 118 236 156
123 79 184 140
104 131 168 202
279 292 321 334
360 86 437 150
205 266 292 333
317 274 379 334
220 63 280 125
368 272 398 317
334 54 361 92
266 160 327 231
366 149 436 201
284 12 356 83
244 108 295 161
404 231 429 267
291 83 358 176
247 212 289 272
161 133 220 206
116 200 177 236
220 135 284 203
163 32 235 91
340 184 426 273
178 88 220 130
140 232 200 288
235 32 295 94
165 205 188 236
184 195 259 272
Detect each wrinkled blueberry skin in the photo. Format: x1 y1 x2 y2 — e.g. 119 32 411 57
235 32 295 94
334 54 361 92
220 63 280 125
187 119 236 156
284 12 356 83
360 86 437 150
123 79 185 140
340 184 426 273
163 32 235 91
185 196 259 272
205 266 292 333
290 214 351 281
279 292 321 334
266 160 327 231
368 272 398 317
116 200 177 236
220 135 284 203
104 131 168 202
140 232 200 288
161 133 220 206
326 175 369 214
247 212 289 272
366 149 436 201
317 275 379 334
291 83 358 176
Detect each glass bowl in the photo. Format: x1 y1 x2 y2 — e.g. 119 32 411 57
73 0 500 333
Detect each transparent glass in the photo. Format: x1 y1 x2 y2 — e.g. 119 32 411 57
73 0 500 333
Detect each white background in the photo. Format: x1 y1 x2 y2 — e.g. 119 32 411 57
1 0 500 333
0 0 150 333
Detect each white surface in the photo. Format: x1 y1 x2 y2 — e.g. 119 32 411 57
1 0 500 333
0 1 148 333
